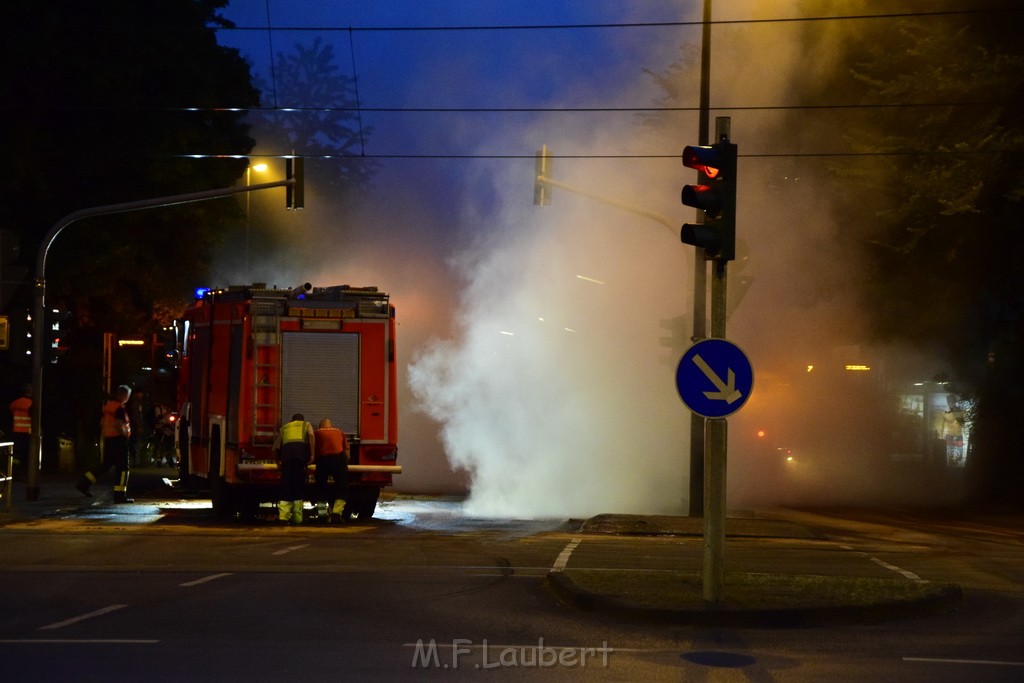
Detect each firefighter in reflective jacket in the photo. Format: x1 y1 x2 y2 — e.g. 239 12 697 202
8 384 32 474
272 413 315 525
76 385 133 502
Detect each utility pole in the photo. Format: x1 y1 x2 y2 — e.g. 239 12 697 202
690 0 713 517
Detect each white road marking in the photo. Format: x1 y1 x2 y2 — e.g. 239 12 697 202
839 543 926 582
179 572 233 587
272 543 310 556
551 538 583 573
38 604 127 631
0 639 158 644
904 657 1024 667
869 556 924 582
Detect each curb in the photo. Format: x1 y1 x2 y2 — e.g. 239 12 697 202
546 570 965 627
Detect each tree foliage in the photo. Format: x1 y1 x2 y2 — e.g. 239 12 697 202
793 3 1024 503
249 36 375 195
0 0 259 336
0 0 259 451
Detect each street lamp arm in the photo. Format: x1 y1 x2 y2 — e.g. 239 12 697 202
26 178 293 501
535 174 677 235
35 180 292 278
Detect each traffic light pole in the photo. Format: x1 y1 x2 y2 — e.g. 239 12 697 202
704 257 729 601
26 176 298 501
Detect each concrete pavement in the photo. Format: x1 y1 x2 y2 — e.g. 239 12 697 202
1 476 963 626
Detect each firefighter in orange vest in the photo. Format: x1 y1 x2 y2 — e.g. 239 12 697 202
76 385 133 502
313 418 350 523
8 384 32 475
272 413 315 525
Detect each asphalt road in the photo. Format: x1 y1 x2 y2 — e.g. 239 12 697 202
0 474 1022 681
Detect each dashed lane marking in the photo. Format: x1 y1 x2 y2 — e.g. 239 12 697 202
551 538 583 573
38 604 127 631
272 544 310 556
179 572 233 587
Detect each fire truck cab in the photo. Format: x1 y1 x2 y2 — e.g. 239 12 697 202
176 282 400 518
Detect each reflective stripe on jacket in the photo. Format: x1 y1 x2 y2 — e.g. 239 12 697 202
10 397 31 434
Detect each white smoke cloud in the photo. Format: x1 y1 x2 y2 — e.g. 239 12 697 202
407 129 691 517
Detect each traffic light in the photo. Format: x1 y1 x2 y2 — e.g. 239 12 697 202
45 308 72 364
5 309 31 363
286 156 304 210
533 145 552 206
680 140 737 261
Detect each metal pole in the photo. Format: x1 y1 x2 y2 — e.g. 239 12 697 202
2 444 12 512
534 174 677 234
246 166 251 281
703 118 731 602
703 415 727 600
690 0 713 517
703 258 729 601
26 178 295 500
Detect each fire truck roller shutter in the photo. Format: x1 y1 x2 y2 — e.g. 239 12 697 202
280 332 360 436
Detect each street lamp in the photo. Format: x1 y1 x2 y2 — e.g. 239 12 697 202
245 162 268 280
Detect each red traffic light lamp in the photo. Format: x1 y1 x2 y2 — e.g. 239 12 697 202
682 145 722 179
680 140 737 261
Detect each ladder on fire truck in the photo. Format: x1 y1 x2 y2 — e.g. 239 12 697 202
251 309 281 446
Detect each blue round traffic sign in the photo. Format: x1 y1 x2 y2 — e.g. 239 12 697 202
676 338 754 418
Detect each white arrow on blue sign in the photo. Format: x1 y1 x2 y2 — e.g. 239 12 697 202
676 338 754 418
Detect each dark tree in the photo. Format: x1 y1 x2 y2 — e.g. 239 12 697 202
0 0 258 330
250 36 375 195
0 0 259 459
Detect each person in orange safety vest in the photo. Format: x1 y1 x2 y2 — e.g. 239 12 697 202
8 384 32 475
75 385 133 502
313 418 350 523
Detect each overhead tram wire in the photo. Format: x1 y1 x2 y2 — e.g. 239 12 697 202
262 0 278 108
10 101 1012 114
161 148 1021 161
212 6 1024 34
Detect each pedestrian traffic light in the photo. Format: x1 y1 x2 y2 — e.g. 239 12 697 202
45 308 72 364
680 140 737 261
286 156 304 210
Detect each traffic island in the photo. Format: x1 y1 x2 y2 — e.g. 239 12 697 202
547 569 963 627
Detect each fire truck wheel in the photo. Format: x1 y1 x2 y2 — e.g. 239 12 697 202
349 488 380 519
210 470 235 518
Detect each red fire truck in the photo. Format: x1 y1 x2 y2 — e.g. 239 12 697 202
175 282 400 518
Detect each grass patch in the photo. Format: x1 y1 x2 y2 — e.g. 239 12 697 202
558 569 957 610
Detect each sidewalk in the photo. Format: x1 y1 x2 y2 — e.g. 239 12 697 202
0 467 175 524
